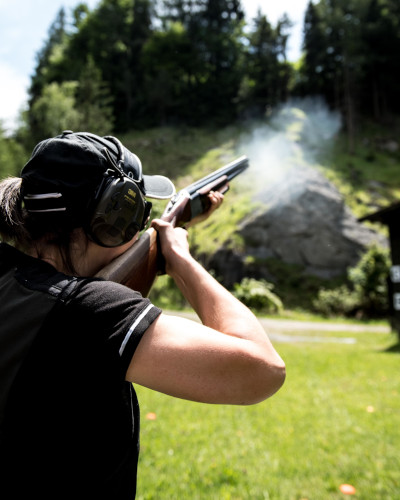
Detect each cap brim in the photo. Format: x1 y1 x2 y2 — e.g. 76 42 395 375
143 175 175 199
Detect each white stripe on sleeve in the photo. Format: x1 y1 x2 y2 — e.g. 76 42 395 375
119 304 155 356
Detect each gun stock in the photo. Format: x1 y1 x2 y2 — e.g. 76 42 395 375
95 156 248 296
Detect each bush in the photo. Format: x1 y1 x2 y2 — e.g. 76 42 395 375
233 278 283 314
149 275 190 311
349 243 390 315
312 285 359 317
0 125 27 177
313 244 390 318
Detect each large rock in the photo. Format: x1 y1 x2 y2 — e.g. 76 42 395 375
209 103 387 286
210 165 386 286
240 165 385 278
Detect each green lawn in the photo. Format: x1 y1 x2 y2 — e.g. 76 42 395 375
134 326 399 500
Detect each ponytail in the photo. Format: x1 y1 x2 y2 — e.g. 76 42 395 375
0 176 83 273
0 177 29 245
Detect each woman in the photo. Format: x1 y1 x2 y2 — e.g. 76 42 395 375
0 131 285 499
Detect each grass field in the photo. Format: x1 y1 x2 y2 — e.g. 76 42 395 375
134 324 399 500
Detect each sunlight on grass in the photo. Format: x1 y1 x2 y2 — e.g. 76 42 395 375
135 330 399 499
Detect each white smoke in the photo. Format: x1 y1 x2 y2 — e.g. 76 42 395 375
238 98 342 196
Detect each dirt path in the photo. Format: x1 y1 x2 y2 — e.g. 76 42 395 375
165 310 391 344
257 318 390 333
257 318 390 344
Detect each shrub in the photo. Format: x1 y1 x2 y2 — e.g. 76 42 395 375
313 244 390 318
348 243 390 316
233 278 283 314
149 275 190 311
0 125 27 177
312 285 359 317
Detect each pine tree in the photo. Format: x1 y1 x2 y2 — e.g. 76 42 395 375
28 8 69 138
242 9 292 116
76 56 115 135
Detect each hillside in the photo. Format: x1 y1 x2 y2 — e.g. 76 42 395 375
121 107 400 248
1 104 398 312
118 105 399 312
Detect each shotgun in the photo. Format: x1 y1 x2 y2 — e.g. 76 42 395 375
95 156 249 296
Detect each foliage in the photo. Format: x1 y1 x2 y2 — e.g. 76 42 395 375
140 21 195 125
312 284 361 317
349 242 391 313
296 0 400 151
0 125 27 177
26 59 115 146
21 0 291 135
28 8 68 112
313 244 391 318
233 278 283 314
135 329 399 499
148 275 190 310
319 118 400 219
29 82 81 143
75 56 115 135
13 0 400 140
240 10 292 117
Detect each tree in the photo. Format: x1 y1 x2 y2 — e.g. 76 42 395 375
192 0 245 123
298 0 367 151
29 82 82 143
27 8 70 140
144 0 246 125
299 1 330 99
241 10 292 117
29 0 155 131
29 8 68 109
124 0 155 127
298 0 400 139
64 0 135 130
22 0 298 131
0 124 27 178
361 0 400 119
141 21 196 124
76 56 115 134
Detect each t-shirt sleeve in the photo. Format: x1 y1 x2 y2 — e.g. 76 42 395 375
68 279 162 378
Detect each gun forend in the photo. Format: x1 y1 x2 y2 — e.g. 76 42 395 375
185 156 249 195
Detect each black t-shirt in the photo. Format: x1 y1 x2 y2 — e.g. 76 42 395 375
0 243 161 499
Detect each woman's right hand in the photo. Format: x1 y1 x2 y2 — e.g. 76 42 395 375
150 219 191 277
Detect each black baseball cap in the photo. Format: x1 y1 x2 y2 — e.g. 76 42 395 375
21 130 175 218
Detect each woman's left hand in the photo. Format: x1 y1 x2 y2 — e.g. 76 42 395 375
186 190 225 228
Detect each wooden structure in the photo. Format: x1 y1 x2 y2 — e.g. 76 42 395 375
360 202 400 334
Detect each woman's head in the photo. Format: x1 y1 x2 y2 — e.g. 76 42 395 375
0 131 175 270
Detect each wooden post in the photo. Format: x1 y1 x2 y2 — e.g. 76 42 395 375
359 202 400 339
387 220 400 335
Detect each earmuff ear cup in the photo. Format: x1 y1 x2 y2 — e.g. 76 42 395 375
88 176 149 247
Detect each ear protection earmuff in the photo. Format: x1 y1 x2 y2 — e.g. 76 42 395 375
87 137 152 247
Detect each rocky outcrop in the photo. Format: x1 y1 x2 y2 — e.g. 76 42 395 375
209 165 387 287
208 103 388 287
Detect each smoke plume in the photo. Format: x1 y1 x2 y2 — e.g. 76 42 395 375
238 98 342 199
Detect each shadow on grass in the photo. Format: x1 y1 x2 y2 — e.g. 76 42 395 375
384 341 400 353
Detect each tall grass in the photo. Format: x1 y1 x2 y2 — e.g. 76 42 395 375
135 328 399 499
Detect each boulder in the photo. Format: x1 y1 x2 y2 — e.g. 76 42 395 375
210 165 387 286
209 103 387 287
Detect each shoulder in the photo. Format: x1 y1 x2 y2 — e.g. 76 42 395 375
71 278 162 344
71 278 155 314
59 278 162 371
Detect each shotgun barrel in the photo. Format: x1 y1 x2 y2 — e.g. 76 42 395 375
163 155 249 224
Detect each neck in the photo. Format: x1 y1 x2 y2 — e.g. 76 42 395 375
31 231 138 277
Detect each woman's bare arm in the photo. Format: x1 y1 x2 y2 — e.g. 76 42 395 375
126 217 285 405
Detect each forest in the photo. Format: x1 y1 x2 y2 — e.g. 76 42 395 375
1 0 400 163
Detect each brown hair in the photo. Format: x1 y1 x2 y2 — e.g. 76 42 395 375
0 177 29 245
0 176 80 274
